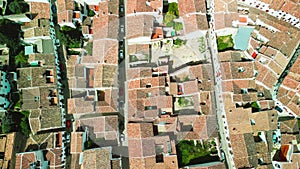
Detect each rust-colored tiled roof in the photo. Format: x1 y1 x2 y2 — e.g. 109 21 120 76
92 39 118 65
93 15 119 39
183 80 198 95
230 62 255 79
28 1 50 19
230 134 250 168
277 56 300 115
15 152 36 169
227 108 253 134
45 148 63 168
126 0 162 14
126 15 154 39
57 10 73 23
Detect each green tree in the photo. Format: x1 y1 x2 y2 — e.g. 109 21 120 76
0 19 21 50
168 3 179 16
164 13 176 25
20 111 30 136
58 25 82 49
1 117 12 134
177 140 214 166
15 51 28 67
88 10 96 17
8 0 29 14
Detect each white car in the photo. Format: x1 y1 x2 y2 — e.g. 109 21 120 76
55 39 60 47
120 134 125 142
120 25 124 33
119 50 124 59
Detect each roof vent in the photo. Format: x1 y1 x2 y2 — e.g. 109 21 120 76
250 119 255 125
238 67 245 72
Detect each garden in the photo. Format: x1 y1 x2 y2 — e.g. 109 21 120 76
177 140 219 167
217 35 234 51
164 3 183 32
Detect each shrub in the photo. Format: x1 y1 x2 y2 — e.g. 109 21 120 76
178 97 189 107
174 22 183 31
164 13 176 25
88 10 96 17
174 38 186 46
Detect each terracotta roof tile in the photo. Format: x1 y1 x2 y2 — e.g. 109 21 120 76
183 80 198 95
126 0 161 14
128 139 143 157
230 62 255 79
222 80 234 92
28 1 50 19
227 108 253 134
126 15 154 39
262 71 277 89
230 134 250 168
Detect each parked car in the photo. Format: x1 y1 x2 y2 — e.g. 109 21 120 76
119 50 124 59
119 5 124 13
119 41 124 48
274 106 283 113
55 39 60 47
51 5 57 13
59 63 65 71
66 120 71 129
120 25 125 33
120 134 125 142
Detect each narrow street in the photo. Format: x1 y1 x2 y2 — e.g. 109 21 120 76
49 0 69 167
206 0 236 168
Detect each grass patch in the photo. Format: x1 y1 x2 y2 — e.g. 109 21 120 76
177 97 193 107
217 35 234 51
85 42 93 55
198 37 206 53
